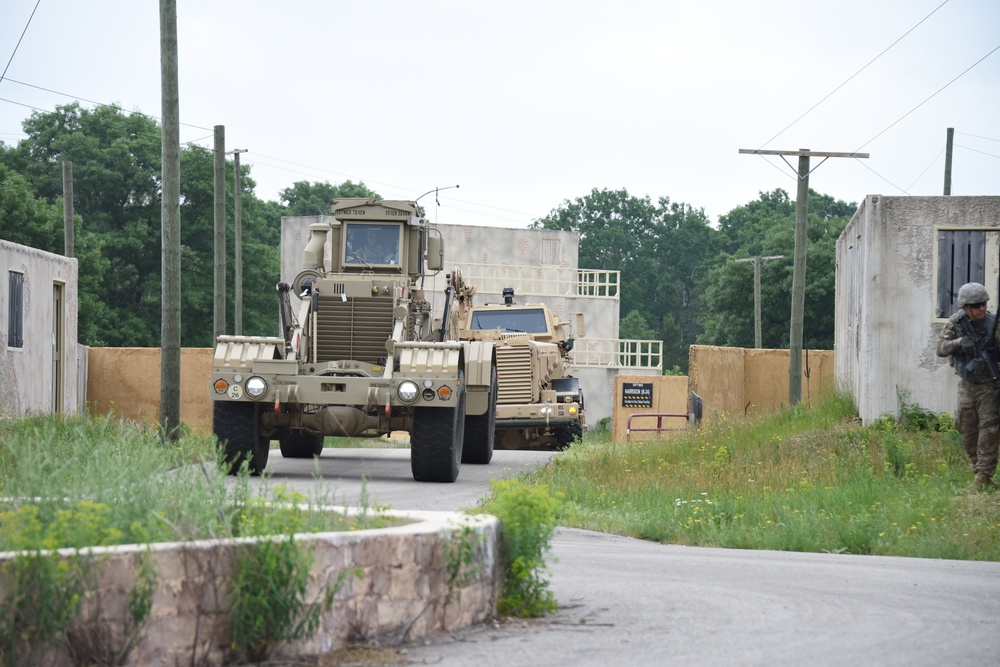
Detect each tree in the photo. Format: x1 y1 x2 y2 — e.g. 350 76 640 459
619 310 655 339
279 180 380 217
699 189 855 350
0 103 284 347
533 188 720 372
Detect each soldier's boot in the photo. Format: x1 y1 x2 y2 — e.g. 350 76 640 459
974 472 999 490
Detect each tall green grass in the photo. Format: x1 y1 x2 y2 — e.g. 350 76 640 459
527 393 1000 561
0 414 366 552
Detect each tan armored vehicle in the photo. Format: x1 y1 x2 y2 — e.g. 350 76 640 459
208 198 498 483
455 287 586 450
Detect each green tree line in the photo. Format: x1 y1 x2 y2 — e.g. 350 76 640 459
0 104 856 370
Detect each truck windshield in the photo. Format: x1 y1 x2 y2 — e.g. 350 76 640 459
345 223 400 266
470 308 548 333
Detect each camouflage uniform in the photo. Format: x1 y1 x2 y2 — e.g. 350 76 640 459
937 311 1000 478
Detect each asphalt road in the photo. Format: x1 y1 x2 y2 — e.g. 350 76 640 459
256 448 1000 666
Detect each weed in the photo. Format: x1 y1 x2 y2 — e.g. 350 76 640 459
227 535 357 663
484 478 561 617
0 551 90 667
440 523 486 608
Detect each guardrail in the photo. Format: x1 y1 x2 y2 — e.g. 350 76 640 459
449 263 619 299
569 338 662 371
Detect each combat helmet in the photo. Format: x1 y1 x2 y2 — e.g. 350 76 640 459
957 282 989 306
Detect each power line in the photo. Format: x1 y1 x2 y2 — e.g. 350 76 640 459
758 0 951 150
0 82 543 223
854 43 1000 153
956 131 1000 143
957 144 1000 160
1 77 214 132
0 0 40 83
905 147 945 192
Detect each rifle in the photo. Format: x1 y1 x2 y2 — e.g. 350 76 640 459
957 312 1000 387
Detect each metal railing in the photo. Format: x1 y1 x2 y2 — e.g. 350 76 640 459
569 338 662 371
448 263 619 299
625 412 688 442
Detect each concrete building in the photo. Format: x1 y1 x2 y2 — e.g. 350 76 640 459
280 215 662 427
835 195 1000 424
0 239 82 417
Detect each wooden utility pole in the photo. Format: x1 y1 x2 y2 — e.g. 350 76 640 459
62 161 74 257
159 0 181 440
738 148 868 405
944 127 954 195
229 148 248 334
734 255 784 348
213 125 226 340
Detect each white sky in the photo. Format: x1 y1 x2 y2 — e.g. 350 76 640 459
1 0 997 228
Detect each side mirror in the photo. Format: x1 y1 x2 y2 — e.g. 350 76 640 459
426 236 444 271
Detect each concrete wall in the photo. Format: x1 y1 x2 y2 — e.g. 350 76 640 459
86 345 835 439
835 195 1000 424
688 345 835 420
0 240 81 417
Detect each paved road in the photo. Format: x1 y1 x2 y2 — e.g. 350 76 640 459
259 448 1000 666
253 446 556 511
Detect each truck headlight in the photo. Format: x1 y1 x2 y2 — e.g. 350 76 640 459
397 380 419 403
245 376 268 398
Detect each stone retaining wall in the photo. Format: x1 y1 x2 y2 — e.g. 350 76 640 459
1 510 499 666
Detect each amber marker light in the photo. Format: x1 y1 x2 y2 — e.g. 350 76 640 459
437 385 453 400
214 379 229 393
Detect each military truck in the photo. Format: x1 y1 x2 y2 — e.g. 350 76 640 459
208 198 498 483
455 286 586 450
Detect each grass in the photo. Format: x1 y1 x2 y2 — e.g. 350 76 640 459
6 396 997 562
0 413 390 553
517 393 1000 561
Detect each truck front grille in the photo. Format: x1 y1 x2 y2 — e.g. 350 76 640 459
496 346 534 404
314 295 394 363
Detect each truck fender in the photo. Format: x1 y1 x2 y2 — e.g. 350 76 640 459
461 341 497 416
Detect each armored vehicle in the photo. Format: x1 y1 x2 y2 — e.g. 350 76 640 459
209 198 498 483
456 287 586 450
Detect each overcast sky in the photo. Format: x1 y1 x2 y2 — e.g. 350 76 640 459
1 0 997 228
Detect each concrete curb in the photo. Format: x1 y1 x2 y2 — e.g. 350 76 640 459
0 509 500 666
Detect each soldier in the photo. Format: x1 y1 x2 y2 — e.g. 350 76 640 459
937 282 1000 490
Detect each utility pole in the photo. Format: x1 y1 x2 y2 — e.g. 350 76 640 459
738 148 868 405
228 148 248 334
944 127 954 195
734 255 784 348
159 0 181 440
213 126 226 340
62 161 74 258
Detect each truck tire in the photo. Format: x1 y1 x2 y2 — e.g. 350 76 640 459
411 371 466 482
555 421 583 451
279 429 325 458
462 365 497 464
214 401 270 476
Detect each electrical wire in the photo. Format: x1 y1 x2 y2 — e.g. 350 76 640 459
757 0 951 150
905 146 945 192
853 43 1000 153
956 144 1000 160
1 77 214 132
0 0 40 83
956 131 1000 143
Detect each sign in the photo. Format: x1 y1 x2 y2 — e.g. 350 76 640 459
622 382 653 408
